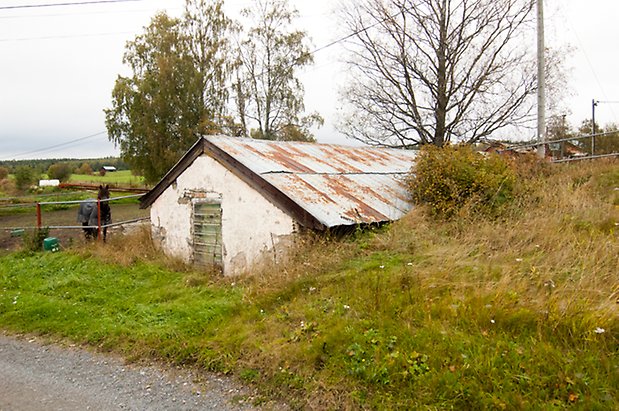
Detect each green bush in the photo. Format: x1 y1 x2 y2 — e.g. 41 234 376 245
407 144 516 218
47 163 72 182
14 166 35 191
22 227 50 252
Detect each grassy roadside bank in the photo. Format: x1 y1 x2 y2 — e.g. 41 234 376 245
0 159 617 409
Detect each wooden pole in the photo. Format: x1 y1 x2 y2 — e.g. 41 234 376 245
36 203 42 229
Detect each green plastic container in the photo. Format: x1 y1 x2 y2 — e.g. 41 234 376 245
43 237 59 252
11 229 24 238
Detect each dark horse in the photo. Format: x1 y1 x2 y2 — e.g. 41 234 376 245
77 185 112 241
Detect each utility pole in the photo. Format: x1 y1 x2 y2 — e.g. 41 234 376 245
592 99 598 155
536 0 546 158
592 99 597 135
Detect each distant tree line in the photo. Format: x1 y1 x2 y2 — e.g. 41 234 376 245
0 157 130 175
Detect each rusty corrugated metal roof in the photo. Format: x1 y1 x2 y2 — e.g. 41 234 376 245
205 136 416 228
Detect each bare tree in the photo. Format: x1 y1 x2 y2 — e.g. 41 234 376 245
339 0 537 147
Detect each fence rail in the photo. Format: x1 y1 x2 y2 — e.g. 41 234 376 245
505 131 619 162
1 194 148 243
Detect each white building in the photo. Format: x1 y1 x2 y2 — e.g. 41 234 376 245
39 179 60 187
140 135 417 276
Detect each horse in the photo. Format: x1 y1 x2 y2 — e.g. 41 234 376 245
77 185 112 241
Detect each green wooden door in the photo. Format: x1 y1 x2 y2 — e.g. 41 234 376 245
193 202 222 269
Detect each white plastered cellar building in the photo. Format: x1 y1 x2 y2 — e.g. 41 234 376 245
140 135 417 276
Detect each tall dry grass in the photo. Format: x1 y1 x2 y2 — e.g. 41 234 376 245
376 158 618 333
74 159 617 332
72 224 193 273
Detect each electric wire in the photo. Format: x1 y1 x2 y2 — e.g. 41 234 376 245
0 7 159 20
0 31 134 42
558 5 618 123
249 5 408 81
2 131 108 160
0 0 144 11
0 4 399 159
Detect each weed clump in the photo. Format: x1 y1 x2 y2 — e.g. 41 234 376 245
407 144 516 218
22 227 49 252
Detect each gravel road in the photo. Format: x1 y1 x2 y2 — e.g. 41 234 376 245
0 333 265 411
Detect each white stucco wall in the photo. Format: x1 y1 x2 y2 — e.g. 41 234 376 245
150 155 296 276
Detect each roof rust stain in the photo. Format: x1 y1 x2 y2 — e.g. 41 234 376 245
321 175 389 222
205 136 416 226
266 145 316 173
357 180 391 205
281 175 338 206
329 146 375 165
326 154 364 173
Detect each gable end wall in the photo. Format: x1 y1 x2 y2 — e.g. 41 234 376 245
150 154 296 275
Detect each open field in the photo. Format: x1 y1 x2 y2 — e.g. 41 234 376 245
70 170 146 186
0 159 617 409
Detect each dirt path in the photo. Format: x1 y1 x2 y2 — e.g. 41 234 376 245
0 334 263 411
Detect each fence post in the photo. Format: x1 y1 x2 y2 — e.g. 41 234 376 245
36 203 42 229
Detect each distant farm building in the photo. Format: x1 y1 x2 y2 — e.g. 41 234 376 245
140 135 417 276
39 179 60 187
99 166 117 176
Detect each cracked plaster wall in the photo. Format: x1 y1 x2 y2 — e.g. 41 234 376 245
149 155 296 275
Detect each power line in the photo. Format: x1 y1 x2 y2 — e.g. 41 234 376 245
3 131 108 160
558 5 618 123
0 0 144 11
251 5 407 81
0 31 133 42
0 6 158 20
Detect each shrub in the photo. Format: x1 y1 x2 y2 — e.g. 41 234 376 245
407 144 516 218
0 166 8 180
47 163 72 182
77 162 93 175
22 227 50 252
14 166 35 190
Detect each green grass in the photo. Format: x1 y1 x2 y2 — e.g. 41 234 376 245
3 170 144 187
0 160 617 409
0 251 242 366
69 170 145 186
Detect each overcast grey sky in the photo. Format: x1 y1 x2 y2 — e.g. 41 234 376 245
0 0 617 160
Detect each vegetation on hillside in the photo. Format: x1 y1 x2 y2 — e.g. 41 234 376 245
69 170 146 186
0 158 617 409
0 157 129 174
0 170 145 202
407 144 518 217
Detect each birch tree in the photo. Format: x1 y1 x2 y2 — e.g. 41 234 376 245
105 0 233 183
235 0 323 141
